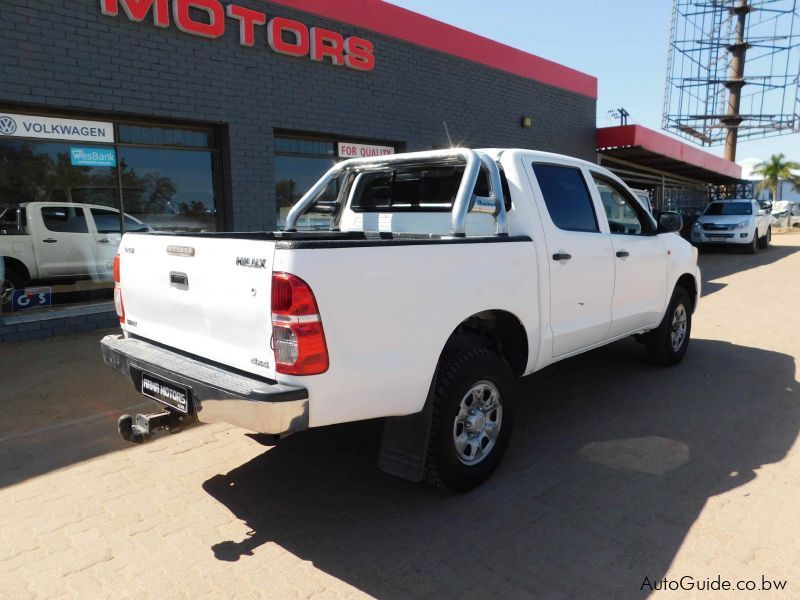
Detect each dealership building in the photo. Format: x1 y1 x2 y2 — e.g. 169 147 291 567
0 0 736 341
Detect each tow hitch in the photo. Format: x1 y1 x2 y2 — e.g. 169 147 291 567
118 411 192 444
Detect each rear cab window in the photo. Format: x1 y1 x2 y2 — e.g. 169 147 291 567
350 165 512 212
532 164 598 232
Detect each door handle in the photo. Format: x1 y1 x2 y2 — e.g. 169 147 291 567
616 250 630 258
98 238 110 244
552 252 572 261
42 238 58 244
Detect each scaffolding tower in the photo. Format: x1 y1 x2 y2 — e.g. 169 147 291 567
663 0 800 161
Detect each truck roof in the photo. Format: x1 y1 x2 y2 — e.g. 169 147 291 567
478 148 601 171
8 202 123 211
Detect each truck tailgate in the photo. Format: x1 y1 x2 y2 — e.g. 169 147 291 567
118 234 276 379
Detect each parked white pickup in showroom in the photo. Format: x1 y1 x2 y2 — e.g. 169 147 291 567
691 199 771 253
0 202 149 304
102 148 700 491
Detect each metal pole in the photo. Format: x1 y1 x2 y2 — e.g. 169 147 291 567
722 0 752 162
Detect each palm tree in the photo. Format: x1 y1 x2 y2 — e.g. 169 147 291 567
753 154 800 227
753 153 800 203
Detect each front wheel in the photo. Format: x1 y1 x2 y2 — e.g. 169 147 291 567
746 232 758 254
425 343 516 492
758 227 771 249
645 287 692 366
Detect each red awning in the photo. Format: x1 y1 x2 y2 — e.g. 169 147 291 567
597 125 741 184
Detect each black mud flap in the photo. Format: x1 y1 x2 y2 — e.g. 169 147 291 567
377 380 436 482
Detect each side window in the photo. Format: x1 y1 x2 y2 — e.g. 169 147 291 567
90 208 122 234
591 175 651 236
124 216 150 233
532 164 598 233
91 208 149 234
41 206 89 234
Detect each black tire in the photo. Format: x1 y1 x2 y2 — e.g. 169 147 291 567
645 287 692 367
745 233 758 254
424 343 516 492
1 267 24 310
758 227 771 249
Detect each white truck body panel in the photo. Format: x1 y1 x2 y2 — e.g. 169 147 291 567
121 235 278 380
272 241 539 426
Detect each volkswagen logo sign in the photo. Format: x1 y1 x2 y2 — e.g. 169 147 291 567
0 115 17 136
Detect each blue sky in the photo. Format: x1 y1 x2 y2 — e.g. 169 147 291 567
386 0 800 164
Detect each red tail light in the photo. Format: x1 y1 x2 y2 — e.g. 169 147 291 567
113 254 125 325
271 272 329 375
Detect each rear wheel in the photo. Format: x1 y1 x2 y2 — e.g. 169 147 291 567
425 343 516 492
645 287 692 366
1 268 23 310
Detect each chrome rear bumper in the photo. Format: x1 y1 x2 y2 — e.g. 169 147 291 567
101 335 309 435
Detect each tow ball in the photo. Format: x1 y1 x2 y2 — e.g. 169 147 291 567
118 411 190 444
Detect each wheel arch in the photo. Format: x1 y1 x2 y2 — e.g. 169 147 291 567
440 309 529 377
675 272 699 313
1 256 31 282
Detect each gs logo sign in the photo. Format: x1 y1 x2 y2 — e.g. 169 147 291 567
0 115 18 136
12 288 52 311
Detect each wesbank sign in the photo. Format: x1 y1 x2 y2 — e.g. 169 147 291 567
100 0 376 72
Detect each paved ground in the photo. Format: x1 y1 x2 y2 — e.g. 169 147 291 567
1 236 799 599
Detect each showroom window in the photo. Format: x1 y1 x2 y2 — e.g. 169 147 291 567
274 134 398 229
0 113 221 315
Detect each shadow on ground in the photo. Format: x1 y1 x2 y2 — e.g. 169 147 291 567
203 338 799 598
697 239 799 298
0 330 148 488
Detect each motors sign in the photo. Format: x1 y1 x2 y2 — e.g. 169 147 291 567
0 113 115 143
100 0 375 72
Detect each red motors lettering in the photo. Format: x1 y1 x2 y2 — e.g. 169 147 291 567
100 0 375 72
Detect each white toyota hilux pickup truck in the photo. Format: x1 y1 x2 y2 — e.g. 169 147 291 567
0 202 149 305
102 148 700 491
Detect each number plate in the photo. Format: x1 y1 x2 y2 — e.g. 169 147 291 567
708 236 726 241
140 372 190 413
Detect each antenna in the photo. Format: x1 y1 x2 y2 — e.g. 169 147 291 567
443 121 454 147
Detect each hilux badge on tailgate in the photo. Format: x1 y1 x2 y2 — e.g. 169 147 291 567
236 257 267 269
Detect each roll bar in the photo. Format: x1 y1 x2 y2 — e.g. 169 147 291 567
283 148 508 237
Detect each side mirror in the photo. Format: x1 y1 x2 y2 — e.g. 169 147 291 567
658 211 683 234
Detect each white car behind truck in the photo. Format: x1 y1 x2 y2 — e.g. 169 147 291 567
102 148 700 491
0 202 149 305
691 199 771 253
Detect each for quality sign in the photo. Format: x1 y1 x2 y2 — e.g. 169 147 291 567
0 113 115 143
70 147 117 167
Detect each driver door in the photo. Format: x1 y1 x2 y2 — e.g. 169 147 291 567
34 205 94 279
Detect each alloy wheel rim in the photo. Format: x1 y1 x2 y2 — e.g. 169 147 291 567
0 279 12 305
670 304 687 352
453 380 503 465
